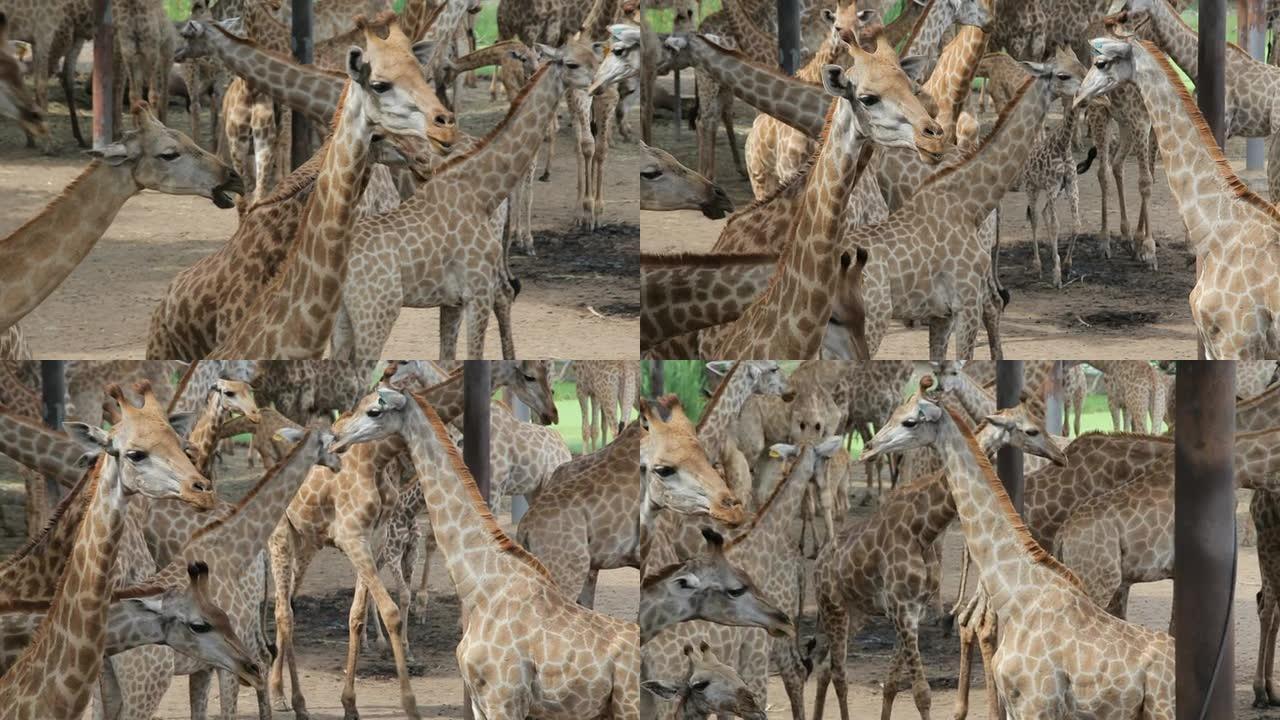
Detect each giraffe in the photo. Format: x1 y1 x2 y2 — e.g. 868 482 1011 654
812 399 1067 720
1083 76 1158 268
328 387 641 720
176 0 227 148
0 11 47 140
268 363 557 718
1075 36 1280 358
116 0 177 123
639 140 735 217
0 0 85 150
0 382 214 720
0 103 242 335
328 44 597 361
575 360 631 452
642 436 844 720
1057 425 1280 620
704 36 944 358
517 395 745 606
1004 46 1091 287
639 527 794 643
65 360 181 427
697 360 792 507
1091 360 1165 433
0 325 29 360
1239 361 1280 398
208 13 458 359
641 642 768 720
1115 0 1280 203
0 562 259 686
862 380 1175 719
182 376 262 480
1061 362 1087 436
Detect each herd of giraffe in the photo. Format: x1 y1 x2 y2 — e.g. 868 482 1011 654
640 0 1280 360
0 0 644 361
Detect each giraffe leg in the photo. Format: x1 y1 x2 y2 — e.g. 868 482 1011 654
577 568 599 608
577 389 592 453
978 609 1002 720
1269 130 1280 205
1062 165 1081 272
954 615 976 720
720 90 747 180
269 527 307 718
494 288 517 360
464 298 490 359
216 669 241 720
1046 194 1062 288
413 522 436 624
1092 113 1112 258
1267 600 1280 704
439 305 464 360
695 71 719 180
1111 131 1132 252
1259 587 1276 707
953 310 981 362
1027 191 1043 278
1135 127 1157 270
879 643 907 720
250 95 276 202
338 537 421 720
777 641 807 720
189 669 212 720
927 316 953 361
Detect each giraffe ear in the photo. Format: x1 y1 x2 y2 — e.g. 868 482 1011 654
375 388 407 410
410 40 437 67
180 19 202 39
705 360 731 378
347 47 372 86
898 55 930 84
88 142 132 166
821 7 835 23
820 64 849 98
917 399 943 422
66 422 111 453
663 35 689 53
700 526 725 550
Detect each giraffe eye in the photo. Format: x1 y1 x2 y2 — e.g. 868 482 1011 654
370 80 392 93
641 169 662 180
189 621 212 634
902 419 917 428
1026 428 1040 436
691 681 711 692
654 465 676 478
726 586 747 598
125 449 148 462
366 408 382 418
224 390 236 398
857 94 880 106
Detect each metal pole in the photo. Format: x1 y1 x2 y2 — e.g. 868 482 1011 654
1044 361 1065 436
290 0 314 169
673 67 681 137
648 361 664 396
776 0 801 74
507 389 531 523
460 361 491 720
91 0 113 146
1242 0 1267 169
40 361 67 505
995 361 1024 512
1199 0 1226 360
1174 361 1235 720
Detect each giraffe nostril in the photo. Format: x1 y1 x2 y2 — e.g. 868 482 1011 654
435 113 455 127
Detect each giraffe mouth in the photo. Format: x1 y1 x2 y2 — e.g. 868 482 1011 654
211 173 245 209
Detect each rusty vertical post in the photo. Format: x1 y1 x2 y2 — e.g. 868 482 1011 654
461 361 491 720
1174 361 1235 720
91 0 114 146
1198 0 1226 359
1242 0 1267 169
290 0 313 168
1044 361 1064 436
995 360 1024 511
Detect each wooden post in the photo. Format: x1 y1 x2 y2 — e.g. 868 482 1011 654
776 0 801 74
1174 361 1235 720
461 361 491 720
1198 0 1226 360
39 361 67 505
91 0 113 146
1241 0 1268 169
290 0 314 168
995 361 1024 511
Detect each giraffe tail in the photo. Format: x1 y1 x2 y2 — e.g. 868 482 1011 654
1076 146 1097 175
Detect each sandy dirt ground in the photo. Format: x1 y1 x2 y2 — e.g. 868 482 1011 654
0 74 639 359
639 76 1279 360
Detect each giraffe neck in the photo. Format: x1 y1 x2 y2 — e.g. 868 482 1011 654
207 23 344 124
952 374 996 422
638 578 694 643
210 81 376 358
695 363 750 460
0 458 128 717
452 40 525 74
1139 0 1202 81
640 254 778 345
719 101 865 357
1234 427 1280 491
0 409 91 485
186 389 226 477
1238 386 1280 431
721 0 776 65
0 363 40 416
0 471 93 603
917 423 1007 545
173 431 322 576
902 0 950 60
0 161 140 330
928 75 1053 224
0 595 169 671
689 36 827 138
932 407 1066 618
421 372 465 423
422 0 473 77
725 444 816 577
581 0 620 39
437 63 565 212
923 23 989 142
402 395 545 608
1127 41 1257 253
244 0 292 53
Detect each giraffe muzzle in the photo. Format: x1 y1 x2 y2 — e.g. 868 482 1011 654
211 172 245 209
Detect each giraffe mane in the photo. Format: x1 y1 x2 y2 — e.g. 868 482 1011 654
695 361 741 433
899 0 939 53
428 62 553 177
639 252 779 267
721 102 837 231
1069 429 1173 444
1138 39 1280 228
0 468 92 568
943 405 1086 590
410 393 558 583
0 161 107 252
917 74 1032 189
184 435 308 545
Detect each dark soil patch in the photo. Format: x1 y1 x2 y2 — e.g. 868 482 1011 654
516 223 640 280
1076 310 1162 328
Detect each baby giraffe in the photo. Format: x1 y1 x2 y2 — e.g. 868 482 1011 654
641 642 767 720
328 386 639 719
862 378 1174 719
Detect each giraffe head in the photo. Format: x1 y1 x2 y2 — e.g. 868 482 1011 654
671 0 699 33
88 102 244 209
588 24 641 96
274 425 344 472
639 141 734 219
65 382 216 510
639 395 747 527
175 18 250 62
642 527 794 638
829 3 879 47
931 360 970 394
0 13 46 141
789 391 842 445
641 642 767 720
212 377 262 424
1072 37 1136 109
142 561 263 687
346 12 458 155
820 36 946 163
983 404 1069 466
534 41 602 94
705 361 793 400
862 377 948 461
492 360 560 425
